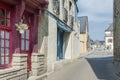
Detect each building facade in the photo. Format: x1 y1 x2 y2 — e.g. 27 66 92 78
78 16 89 54
105 23 113 50
0 0 48 80
38 0 80 73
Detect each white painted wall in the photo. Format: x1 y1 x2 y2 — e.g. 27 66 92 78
105 37 113 50
105 31 113 50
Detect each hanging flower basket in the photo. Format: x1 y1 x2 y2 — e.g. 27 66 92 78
19 30 24 34
15 20 28 34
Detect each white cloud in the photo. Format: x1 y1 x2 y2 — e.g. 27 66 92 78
77 0 113 23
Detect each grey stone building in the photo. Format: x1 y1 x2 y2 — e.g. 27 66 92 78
113 0 120 64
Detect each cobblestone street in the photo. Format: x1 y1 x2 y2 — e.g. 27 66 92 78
47 49 120 80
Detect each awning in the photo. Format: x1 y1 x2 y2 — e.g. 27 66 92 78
46 10 73 32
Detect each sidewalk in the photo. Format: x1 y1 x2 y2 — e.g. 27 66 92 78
46 50 120 80
47 50 94 76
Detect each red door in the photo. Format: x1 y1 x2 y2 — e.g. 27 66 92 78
20 12 32 70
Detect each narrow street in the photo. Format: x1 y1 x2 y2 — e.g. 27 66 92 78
47 49 120 80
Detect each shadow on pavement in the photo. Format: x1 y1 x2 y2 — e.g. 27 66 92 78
86 56 119 80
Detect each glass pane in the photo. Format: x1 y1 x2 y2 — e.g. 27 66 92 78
5 48 9 55
0 17 5 26
1 48 4 55
26 40 29 50
1 31 4 38
6 10 10 18
26 30 29 39
0 8 5 26
6 19 10 26
1 57 4 64
0 8 5 17
1 40 4 47
5 57 9 64
5 40 9 47
21 40 24 50
6 32 9 39
21 33 24 38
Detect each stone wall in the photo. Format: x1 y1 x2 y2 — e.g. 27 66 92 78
0 54 27 80
31 53 46 76
28 53 47 80
113 0 120 64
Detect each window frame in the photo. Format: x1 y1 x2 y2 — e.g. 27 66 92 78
0 3 12 68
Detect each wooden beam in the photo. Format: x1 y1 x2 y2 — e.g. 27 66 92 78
16 0 25 22
0 0 17 5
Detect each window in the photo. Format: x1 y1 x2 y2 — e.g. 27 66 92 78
0 7 11 67
69 2 72 11
108 39 112 43
53 0 59 15
20 12 31 51
20 12 32 70
0 31 10 65
21 30 30 51
0 8 10 27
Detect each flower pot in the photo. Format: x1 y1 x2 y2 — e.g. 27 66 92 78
19 30 24 34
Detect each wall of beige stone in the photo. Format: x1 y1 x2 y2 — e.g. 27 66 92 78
38 12 48 56
71 32 80 59
47 15 57 72
28 53 47 80
65 32 72 59
0 54 27 80
80 34 88 53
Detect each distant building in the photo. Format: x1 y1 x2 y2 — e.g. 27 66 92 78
91 40 105 50
78 16 89 54
104 23 113 50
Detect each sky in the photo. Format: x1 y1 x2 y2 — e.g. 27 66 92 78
77 0 113 41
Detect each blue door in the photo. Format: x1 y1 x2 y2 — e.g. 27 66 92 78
57 28 65 60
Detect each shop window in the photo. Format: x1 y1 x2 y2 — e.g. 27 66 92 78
0 6 11 67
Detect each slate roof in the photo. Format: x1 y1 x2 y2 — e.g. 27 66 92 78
105 23 113 31
78 16 88 33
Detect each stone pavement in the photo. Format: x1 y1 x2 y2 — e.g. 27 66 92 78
46 49 120 80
